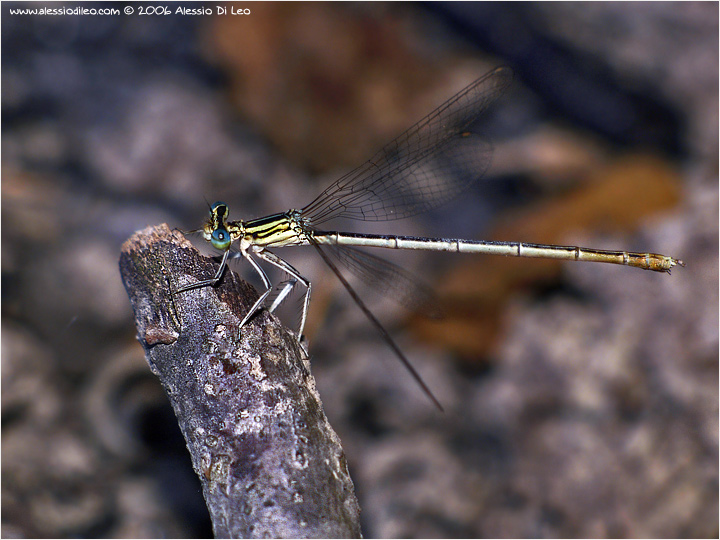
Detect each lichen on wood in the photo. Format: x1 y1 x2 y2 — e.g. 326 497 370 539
119 224 361 538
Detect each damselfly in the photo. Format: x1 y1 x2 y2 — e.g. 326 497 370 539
177 67 683 410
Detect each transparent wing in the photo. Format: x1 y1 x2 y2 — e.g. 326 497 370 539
300 66 513 225
321 244 441 319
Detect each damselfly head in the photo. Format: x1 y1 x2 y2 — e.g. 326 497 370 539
202 202 232 250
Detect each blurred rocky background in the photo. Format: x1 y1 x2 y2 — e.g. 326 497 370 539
2 2 717 538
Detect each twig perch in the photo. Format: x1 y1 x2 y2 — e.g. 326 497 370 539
119 224 361 538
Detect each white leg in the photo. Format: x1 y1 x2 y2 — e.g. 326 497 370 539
255 249 311 337
268 279 298 312
238 250 274 328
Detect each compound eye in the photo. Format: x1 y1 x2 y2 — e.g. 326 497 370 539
210 228 231 250
210 202 228 219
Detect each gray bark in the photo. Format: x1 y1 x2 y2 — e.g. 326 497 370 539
119 224 362 538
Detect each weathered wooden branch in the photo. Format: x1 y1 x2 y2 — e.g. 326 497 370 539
119 224 361 538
